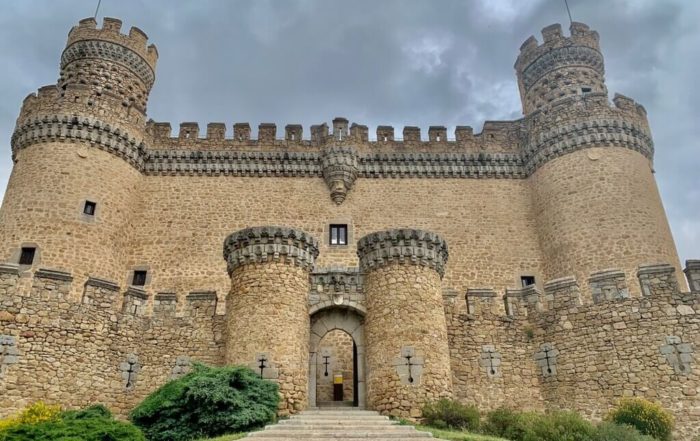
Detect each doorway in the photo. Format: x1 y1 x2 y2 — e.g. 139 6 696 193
308 307 365 408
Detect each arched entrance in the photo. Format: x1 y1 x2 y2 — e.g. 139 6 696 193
308 307 366 408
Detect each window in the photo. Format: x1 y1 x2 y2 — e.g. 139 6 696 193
19 247 36 265
521 276 536 287
83 201 96 216
581 87 592 94
330 224 348 246
132 270 147 286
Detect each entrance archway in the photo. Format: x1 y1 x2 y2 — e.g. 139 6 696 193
309 307 365 408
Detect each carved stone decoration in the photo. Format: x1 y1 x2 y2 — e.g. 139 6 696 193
391 346 425 386
321 146 359 204
119 353 140 391
660 336 693 375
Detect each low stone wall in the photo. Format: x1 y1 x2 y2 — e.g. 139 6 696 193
0 265 224 417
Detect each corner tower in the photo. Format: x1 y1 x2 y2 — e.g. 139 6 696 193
516 23 683 296
0 18 158 293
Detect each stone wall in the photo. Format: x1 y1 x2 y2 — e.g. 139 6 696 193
447 262 700 440
0 264 224 417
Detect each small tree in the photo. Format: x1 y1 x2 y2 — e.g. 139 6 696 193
606 398 674 441
130 363 279 441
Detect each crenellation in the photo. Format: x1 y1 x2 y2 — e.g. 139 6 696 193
102 17 123 33
588 268 629 304
233 122 251 141
403 126 420 143
428 126 447 143
637 263 678 298
206 122 226 140
122 286 149 316
332 117 349 140
285 124 303 141
685 260 700 292
376 125 394 142
311 123 329 143
153 292 177 317
179 122 199 139
543 276 581 310
466 288 498 315
350 123 368 142
186 291 217 317
541 23 563 43
258 123 276 142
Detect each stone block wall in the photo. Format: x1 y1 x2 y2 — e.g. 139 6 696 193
316 329 354 403
0 267 224 417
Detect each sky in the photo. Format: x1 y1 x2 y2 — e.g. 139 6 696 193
0 0 697 264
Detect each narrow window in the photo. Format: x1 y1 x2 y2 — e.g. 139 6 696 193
83 201 96 216
330 225 348 246
521 276 536 287
132 270 147 286
19 247 36 265
581 87 592 94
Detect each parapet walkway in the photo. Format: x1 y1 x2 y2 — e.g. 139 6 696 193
247 408 438 440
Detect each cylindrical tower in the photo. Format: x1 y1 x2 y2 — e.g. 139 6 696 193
357 229 452 418
0 18 157 294
516 23 683 296
223 226 319 415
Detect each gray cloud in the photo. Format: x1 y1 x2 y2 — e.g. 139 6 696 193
0 0 697 263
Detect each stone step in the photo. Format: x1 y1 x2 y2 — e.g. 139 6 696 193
278 420 399 427
298 410 382 415
248 432 433 439
262 425 415 431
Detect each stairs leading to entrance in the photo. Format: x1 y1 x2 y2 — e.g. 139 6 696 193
247 409 437 440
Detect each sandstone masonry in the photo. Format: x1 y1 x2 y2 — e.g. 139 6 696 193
0 17 698 440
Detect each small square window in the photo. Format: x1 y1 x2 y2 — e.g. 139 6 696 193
132 270 147 286
330 224 348 246
83 201 96 216
521 276 536 288
19 247 36 265
581 87 592 94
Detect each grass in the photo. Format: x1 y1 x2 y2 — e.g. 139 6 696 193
414 425 509 441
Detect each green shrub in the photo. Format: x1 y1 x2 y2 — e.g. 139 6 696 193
0 404 145 441
483 408 520 438
606 398 674 441
422 398 480 431
483 409 593 441
593 422 657 441
130 363 279 441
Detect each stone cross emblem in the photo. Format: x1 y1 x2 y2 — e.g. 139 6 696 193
480 345 502 377
534 343 558 377
660 336 693 374
249 352 279 380
119 353 140 391
392 346 425 386
0 335 19 376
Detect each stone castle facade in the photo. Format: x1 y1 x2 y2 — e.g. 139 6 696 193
0 16 699 439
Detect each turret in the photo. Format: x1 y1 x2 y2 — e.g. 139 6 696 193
0 17 159 299
515 22 606 115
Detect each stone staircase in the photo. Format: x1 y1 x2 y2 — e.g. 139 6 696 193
247 408 437 440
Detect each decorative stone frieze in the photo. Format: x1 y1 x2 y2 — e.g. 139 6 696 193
520 45 604 91
589 269 629 304
480 345 502 378
660 336 693 375
223 226 319 275
11 115 145 168
534 343 558 377
309 267 364 314
61 40 156 88
0 335 19 377
321 146 358 204
119 353 140 391
357 228 448 278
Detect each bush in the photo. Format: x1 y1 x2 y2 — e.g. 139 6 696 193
422 398 480 431
0 404 144 441
0 401 61 432
606 398 674 440
593 422 657 441
483 409 593 441
130 363 279 441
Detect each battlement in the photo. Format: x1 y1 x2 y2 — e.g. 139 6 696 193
66 17 158 71
515 22 601 72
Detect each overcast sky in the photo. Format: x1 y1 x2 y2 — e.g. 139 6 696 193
0 0 697 265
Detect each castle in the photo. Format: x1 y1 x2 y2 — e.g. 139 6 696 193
0 16 699 439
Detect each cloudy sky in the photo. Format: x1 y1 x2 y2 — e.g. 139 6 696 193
0 0 697 264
